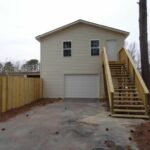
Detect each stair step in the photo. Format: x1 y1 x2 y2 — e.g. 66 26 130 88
114 82 134 84
115 89 137 91
112 75 130 77
110 66 126 67
110 67 126 68
114 99 142 102
114 77 131 79
116 85 136 89
109 64 125 66
115 80 133 82
109 63 124 65
114 92 138 94
109 66 127 71
116 80 134 84
114 77 132 81
114 104 144 108
114 91 138 93
113 109 145 113
114 96 140 99
113 77 131 79
109 61 121 64
111 69 126 71
114 87 136 89
114 85 135 87
111 114 149 119
114 93 138 96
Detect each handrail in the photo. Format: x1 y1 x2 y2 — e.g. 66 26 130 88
119 48 149 114
119 48 149 94
102 47 114 111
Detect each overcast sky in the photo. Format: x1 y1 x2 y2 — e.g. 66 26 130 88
0 0 150 62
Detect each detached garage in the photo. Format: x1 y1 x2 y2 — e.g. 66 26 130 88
36 19 128 99
64 75 99 98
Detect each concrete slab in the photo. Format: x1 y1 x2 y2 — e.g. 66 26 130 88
0 101 144 150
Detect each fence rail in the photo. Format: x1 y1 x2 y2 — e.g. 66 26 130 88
0 76 43 113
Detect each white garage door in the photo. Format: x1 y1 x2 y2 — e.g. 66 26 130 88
64 75 99 98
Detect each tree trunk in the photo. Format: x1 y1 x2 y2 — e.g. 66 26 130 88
139 0 150 91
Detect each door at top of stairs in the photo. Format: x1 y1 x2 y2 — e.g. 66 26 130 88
106 40 117 61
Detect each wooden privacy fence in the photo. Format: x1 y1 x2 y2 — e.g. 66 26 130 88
0 76 43 113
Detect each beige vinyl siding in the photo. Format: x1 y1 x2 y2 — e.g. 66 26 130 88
40 23 126 98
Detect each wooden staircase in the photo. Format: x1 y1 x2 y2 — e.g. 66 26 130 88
109 62 148 118
102 47 149 119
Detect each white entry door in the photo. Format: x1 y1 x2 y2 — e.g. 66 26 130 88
64 75 99 98
106 40 117 61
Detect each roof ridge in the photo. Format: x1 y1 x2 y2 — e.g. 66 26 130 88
36 19 129 41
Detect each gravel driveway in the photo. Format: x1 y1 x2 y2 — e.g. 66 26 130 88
0 100 144 150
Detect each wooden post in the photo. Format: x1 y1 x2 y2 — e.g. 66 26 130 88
40 79 43 98
102 65 108 101
111 92 114 114
2 77 7 112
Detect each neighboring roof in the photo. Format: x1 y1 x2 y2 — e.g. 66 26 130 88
0 72 40 76
36 19 129 41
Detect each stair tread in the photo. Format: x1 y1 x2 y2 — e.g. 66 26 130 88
114 90 138 92
114 83 134 84
111 74 130 77
114 93 138 95
114 100 142 103
111 114 149 119
109 61 121 63
114 85 135 89
114 92 138 93
114 97 140 99
115 89 137 91
113 109 145 112
115 81 133 83
109 63 125 65
109 64 126 68
114 104 144 107
110 67 126 68
112 77 131 78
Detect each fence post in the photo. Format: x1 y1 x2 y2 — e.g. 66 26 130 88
2 77 7 112
40 79 43 98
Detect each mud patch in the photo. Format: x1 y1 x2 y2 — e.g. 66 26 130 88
71 124 96 138
132 121 150 150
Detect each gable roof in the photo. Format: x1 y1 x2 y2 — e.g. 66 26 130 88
36 19 129 41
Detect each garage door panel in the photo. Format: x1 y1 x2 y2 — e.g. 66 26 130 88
65 75 99 98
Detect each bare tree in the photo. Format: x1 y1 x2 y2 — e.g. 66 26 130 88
0 63 3 73
139 0 150 90
125 42 141 71
14 61 21 72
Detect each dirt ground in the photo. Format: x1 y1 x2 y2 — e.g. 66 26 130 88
0 99 146 150
0 98 62 122
103 101 150 150
1 99 150 150
132 121 150 150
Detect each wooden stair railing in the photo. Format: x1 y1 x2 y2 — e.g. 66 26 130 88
119 48 149 116
102 47 114 113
